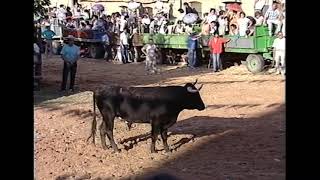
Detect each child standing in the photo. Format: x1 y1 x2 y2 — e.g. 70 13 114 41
141 39 159 74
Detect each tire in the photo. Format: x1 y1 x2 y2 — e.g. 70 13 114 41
246 54 265 74
90 44 105 59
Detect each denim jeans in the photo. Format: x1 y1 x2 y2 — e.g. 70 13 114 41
121 45 129 63
188 49 197 68
212 53 221 72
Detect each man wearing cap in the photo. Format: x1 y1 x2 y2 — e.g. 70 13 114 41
60 35 80 92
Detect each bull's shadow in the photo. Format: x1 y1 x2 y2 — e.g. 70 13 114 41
119 115 251 152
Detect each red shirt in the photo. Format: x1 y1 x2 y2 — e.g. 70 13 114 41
208 37 229 54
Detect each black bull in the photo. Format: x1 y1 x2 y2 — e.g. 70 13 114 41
87 80 205 153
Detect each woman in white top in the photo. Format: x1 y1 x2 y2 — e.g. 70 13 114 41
175 9 185 25
207 8 217 24
237 12 250 36
159 20 168 34
174 20 185 34
254 11 264 26
217 11 228 36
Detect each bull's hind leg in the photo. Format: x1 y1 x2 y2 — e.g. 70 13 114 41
160 128 170 153
99 121 108 150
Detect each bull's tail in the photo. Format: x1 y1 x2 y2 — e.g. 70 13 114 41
87 91 97 145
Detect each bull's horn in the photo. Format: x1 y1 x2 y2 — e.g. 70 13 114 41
197 84 203 91
187 87 198 93
193 79 198 85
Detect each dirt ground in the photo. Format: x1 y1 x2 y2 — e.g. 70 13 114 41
34 57 285 180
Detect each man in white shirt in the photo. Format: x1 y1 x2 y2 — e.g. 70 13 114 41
119 15 127 32
57 4 67 24
141 15 151 33
207 8 217 23
264 2 281 36
272 31 285 75
120 29 130 63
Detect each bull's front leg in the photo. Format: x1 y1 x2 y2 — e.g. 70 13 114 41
101 110 119 153
105 119 120 152
150 121 160 153
160 128 170 153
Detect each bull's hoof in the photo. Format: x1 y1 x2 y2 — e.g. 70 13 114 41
86 136 95 145
112 149 121 154
102 145 108 150
164 149 171 153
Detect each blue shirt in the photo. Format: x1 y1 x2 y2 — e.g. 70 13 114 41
102 34 109 45
187 36 197 50
61 44 80 63
42 29 56 40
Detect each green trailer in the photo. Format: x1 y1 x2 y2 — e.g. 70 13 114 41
141 25 276 74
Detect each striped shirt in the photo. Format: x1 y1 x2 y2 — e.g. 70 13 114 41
265 8 280 21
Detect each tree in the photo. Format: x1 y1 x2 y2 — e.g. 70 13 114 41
34 0 51 17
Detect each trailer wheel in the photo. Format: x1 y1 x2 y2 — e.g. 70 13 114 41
90 44 105 59
246 54 265 74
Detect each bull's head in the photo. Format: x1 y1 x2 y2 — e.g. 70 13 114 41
184 79 205 111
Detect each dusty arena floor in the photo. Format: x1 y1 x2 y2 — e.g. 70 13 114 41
34 57 285 180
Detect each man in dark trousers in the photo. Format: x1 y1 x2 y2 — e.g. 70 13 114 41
60 35 80 92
